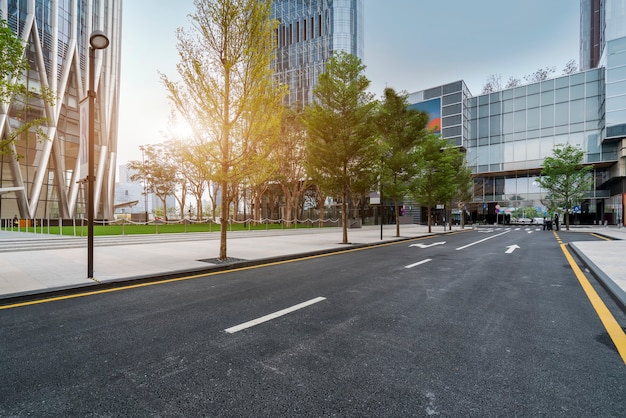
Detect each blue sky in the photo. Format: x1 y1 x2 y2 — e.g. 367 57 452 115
118 0 579 165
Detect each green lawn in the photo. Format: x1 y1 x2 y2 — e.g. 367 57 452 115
14 220 337 236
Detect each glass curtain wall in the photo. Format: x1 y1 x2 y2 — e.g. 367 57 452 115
0 0 122 221
271 0 364 107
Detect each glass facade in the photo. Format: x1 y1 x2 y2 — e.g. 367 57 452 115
581 0 626 71
0 0 122 221
271 0 364 107
409 63 624 223
605 37 626 138
408 81 471 149
580 0 602 70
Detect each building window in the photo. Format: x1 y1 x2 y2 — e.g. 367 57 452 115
319 14 322 37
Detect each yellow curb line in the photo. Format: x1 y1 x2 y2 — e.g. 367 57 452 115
0 231 468 311
559 240 626 364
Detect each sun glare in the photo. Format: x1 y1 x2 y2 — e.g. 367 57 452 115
170 119 194 139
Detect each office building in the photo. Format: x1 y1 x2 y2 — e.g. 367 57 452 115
408 23 626 224
580 0 626 71
271 0 364 107
0 0 122 222
394 0 626 226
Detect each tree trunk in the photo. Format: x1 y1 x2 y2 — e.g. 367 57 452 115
253 194 261 225
427 204 432 233
285 199 293 228
394 198 400 237
342 186 348 244
161 197 168 222
318 190 325 228
460 204 465 229
196 193 203 221
219 179 228 260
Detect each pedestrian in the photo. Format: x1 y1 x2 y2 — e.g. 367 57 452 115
554 213 559 231
13 214 18 227
543 217 547 230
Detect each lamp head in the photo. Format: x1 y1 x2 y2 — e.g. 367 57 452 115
89 30 110 49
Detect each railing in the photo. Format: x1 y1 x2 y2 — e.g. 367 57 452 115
0 217 343 236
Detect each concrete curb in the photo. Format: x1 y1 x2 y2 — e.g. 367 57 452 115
568 242 626 313
0 235 429 307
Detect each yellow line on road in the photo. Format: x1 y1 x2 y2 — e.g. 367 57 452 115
560 242 626 364
591 233 612 241
0 232 469 310
553 230 564 245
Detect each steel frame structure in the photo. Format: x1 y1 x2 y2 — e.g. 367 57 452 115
0 0 121 221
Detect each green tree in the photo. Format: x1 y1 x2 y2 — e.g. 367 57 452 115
303 51 377 244
0 19 52 155
410 134 459 233
536 144 593 230
128 144 178 222
274 107 311 227
446 147 473 230
374 87 429 236
162 0 285 259
0 20 27 106
174 140 213 221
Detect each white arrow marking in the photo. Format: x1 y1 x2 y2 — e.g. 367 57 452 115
409 241 446 249
505 244 520 254
405 259 432 269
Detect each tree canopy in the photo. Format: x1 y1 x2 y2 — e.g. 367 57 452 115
536 144 593 230
0 19 52 156
128 144 179 221
374 87 429 236
409 135 463 233
0 20 27 105
303 51 377 244
481 60 578 94
161 0 286 259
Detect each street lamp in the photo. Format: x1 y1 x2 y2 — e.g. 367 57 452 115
87 30 110 279
141 146 149 224
379 151 391 240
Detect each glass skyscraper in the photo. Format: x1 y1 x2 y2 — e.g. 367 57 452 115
580 0 626 71
0 0 121 221
271 0 364 107
408 1 626 225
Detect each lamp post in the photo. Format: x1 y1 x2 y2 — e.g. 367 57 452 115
87 30 110 279
141 146 149 223
380 156 384 240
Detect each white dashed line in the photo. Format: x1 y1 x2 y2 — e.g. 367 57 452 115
405 259 432 269
225 296 326 334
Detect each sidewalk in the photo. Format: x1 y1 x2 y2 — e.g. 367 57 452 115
0 224 624 308
0 225 438 300
566 226 626 309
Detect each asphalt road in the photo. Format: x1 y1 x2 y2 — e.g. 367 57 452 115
1 227 625 417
